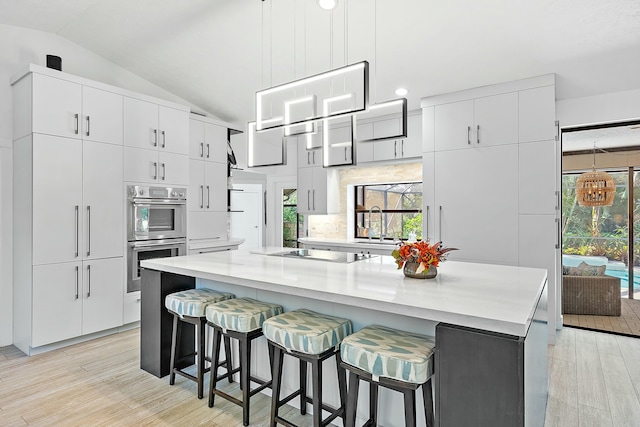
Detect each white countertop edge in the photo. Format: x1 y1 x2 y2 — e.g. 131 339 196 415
141 256 544 337
188 238 245 250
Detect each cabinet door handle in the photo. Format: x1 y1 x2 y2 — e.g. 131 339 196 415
161 163 166 180
555 217 561 249
86 116 90 136
426 205 430 241
74 113 79 135
344 147 347 161
75 265 79 300
162 130 166 148
401 140 404 157
312 189 316 210
75 205 79 257
207 144 210 159
86 205 91 257
200 185 204 209
153 129 158 147
87 264 91 298
206 185 210 209
477 125 480 144
467 126 471 144
153 162 158 180
313 151 316 164
439 205 443 242
200 142 204 158
308 190 311 210
308 151 310 165
394 141 397 157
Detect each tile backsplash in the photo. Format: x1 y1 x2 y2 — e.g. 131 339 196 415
307 162 422 239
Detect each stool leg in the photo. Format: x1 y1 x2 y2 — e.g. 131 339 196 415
299 359 308 415
240 336 251 426
336 354 347 422
223 335 233 383
346 371 360 427
197 319 206 399
369 382 379 425
169 315 179 385
311 358 323 427
208 327 222 408
269 344 284 427
422 378 434 427
403 388 417 427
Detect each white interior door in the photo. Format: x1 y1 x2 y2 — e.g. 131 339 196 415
230 184 263 251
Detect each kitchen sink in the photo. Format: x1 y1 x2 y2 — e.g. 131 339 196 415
271 249 377 263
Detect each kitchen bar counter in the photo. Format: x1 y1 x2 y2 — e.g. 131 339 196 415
141 249 548 426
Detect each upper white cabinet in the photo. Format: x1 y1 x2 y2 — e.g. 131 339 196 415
189 118 227 163
298 146 322 167
434 92 518 151
355 113 422 163
26 73 123 144
124 97 189 155
188 159 227 212
124 147 189 185
297 166 339 215
519 85 557 143
82 86 124 145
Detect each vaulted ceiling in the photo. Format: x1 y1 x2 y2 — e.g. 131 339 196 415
1 0 639 129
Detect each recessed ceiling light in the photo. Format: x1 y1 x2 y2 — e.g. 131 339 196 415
395 87 408 96
318 0 337 11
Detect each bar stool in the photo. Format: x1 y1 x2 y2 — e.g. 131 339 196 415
340 325 435 427
165 288 235 399
206 297 283 426
262 308 352 427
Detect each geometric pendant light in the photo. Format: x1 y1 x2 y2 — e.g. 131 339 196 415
575 144 616 207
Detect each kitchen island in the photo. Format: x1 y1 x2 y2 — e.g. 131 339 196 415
141 248 548 427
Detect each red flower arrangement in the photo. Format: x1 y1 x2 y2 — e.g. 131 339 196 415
392 240 458 273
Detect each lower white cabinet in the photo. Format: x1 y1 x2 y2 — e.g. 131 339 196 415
124 147 189 185
31 257 124 347
189 211 228 241
123 293 142 324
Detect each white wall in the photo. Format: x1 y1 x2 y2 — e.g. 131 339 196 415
0 24 210 347
557 88 640 128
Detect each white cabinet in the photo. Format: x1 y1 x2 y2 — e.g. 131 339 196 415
429 145 520 265
298 146 322 167
124 97 189 185
30 73 123 144
188 160 227 212
32 258 124 347
297 166 339 215
189 118 227 163
189 211 228 241
83 141 124 259
124 147 189 185
356 114 422 162
434 92 518 150
32 135 83 265
124 97 189 155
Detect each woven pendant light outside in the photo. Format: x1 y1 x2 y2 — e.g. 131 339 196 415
575 168 616 207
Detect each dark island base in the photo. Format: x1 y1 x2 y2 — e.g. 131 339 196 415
140 269 196 378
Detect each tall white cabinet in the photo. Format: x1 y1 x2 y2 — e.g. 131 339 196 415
187 115 229 247
12 66 125 355
421 74 559 343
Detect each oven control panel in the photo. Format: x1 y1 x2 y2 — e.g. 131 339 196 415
128 185 186 200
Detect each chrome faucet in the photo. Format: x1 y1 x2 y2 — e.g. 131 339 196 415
367 205 384 242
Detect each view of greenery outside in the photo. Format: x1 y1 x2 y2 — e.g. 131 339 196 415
562 172 631 264
354 183 422 241
283 190 300 248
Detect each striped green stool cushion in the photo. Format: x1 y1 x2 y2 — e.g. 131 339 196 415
340 325 435 384
205 298 283 333
262 309 352 355
165 288 235 317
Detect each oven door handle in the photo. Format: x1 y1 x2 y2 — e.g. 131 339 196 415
130 200 186 206
129 239 186 250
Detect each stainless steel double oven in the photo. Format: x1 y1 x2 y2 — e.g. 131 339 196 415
127 185 187 293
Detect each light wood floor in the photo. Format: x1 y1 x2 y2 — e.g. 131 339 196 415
2 327 640 426
563 298 640 337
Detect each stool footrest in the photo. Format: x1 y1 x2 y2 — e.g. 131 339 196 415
276 391 343 427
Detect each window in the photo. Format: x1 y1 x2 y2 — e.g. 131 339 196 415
283 189 302 247
354 182 422 241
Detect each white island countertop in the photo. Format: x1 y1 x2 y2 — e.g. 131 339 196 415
141 247 547 337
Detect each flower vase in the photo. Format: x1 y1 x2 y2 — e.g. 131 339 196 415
403 262 437 279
